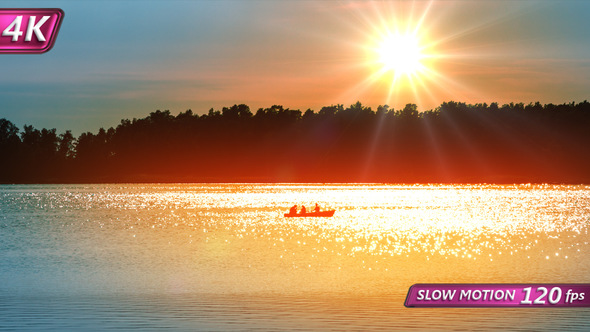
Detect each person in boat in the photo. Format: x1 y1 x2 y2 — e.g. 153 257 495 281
314 203 320 213
300 205 306 214
289 205 297 215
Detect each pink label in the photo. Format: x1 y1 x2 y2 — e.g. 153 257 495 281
405 284 590 307
0 8 64 54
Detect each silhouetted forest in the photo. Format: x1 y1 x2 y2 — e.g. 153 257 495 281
1 101 590 183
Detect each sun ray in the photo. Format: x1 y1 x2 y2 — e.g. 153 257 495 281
319 0 533 112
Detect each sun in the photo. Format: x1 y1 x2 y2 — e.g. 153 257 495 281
377 32 424 76
340 1 455 108
363 20 440 104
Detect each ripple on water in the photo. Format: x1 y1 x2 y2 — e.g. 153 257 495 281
1 184 589 330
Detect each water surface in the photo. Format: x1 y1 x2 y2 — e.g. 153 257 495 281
1 184 589 330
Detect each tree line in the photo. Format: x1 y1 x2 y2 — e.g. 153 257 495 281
1 100 589 183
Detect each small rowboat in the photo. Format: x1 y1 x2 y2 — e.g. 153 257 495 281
284 210 335 218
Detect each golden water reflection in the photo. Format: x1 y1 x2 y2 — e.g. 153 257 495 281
119 184 588 260
4 184 590 296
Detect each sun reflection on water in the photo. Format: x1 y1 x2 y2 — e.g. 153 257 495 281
3 184 590 295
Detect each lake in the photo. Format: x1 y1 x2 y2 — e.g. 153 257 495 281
1 184 589 331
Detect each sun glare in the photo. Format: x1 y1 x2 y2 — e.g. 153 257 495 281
360 21 439 109
338 1 476 110
377 32 424 76
369 24 434 89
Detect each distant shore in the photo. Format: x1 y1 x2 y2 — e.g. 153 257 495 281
1 101 589 184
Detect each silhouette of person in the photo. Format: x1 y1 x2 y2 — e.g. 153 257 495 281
314 203 320 212
289 205 297 215
300 205 306 214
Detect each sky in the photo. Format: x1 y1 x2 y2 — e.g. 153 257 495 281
1 0 590 135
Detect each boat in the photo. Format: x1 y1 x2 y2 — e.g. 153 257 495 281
284 210 335 218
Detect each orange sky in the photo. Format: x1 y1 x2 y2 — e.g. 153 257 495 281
2 1 590 133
